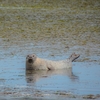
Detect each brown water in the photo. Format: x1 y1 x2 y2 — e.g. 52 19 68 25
0 0 100 99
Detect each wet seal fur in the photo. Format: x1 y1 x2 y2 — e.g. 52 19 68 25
26 53 80 70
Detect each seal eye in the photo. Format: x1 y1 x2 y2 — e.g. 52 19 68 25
26 55 30 59
27 55 30 58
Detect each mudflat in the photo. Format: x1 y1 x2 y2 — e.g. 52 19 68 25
0 0 100 99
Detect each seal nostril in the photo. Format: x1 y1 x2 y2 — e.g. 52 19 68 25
28 59 33 63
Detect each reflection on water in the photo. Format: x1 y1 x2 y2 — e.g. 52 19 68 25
26 69 78 84
25 62 100 95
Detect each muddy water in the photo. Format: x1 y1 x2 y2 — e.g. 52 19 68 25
0 0 100 99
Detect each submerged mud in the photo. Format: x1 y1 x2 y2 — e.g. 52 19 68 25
0 0 100 99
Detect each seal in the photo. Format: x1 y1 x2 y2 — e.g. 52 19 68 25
26 53 80 70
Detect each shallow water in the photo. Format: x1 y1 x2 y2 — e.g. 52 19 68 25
0 0 100 99
0 56 100 99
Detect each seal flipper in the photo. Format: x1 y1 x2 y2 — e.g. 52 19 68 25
69 53 80 62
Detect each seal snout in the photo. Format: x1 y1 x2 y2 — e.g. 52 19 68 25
28 58 33 63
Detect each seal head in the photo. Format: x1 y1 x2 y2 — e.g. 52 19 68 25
26 54 37 64
26 54 37 70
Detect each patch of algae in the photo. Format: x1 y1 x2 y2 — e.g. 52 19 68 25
0 0 100 47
